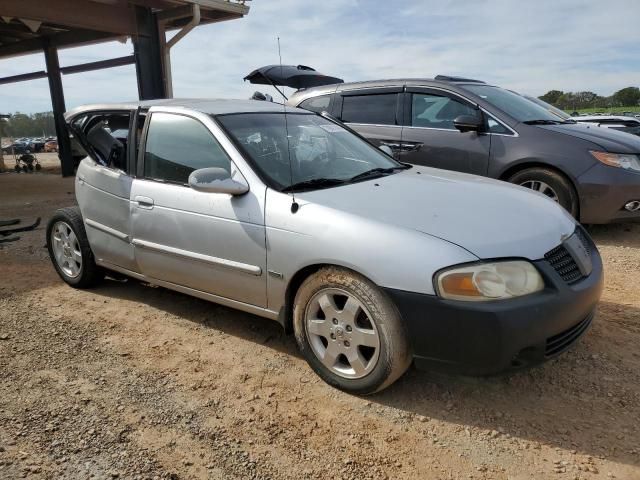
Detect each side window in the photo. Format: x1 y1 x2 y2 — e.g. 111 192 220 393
411 93 477 130
486 116 512 135
298 95 331 114
341 93 398 125
144 113 230 184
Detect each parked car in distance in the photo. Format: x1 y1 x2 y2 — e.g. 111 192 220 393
2 141 32 155
47 99 603 394
286 74 640 223
570 115 640 137
31 137 45 152
44 139 58 152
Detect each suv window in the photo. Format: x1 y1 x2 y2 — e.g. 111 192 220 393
298 95 331 114
411 93 476 130
144 113 230 184
341 93 398 125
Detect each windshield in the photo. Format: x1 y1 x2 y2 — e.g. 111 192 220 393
463 84 570 123
523 95 571 120
216 113 402 191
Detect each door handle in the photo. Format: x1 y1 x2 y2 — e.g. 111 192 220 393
400 142 423 152
380 141 402 150
134 195 154 209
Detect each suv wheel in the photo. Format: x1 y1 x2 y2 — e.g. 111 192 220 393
46 207 104 288
293 267 411 395
509 167 578 217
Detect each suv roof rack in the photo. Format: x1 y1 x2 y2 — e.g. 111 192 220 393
434 75 485 84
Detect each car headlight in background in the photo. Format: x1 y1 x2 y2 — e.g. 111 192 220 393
435 261 544 301
590 151 640 172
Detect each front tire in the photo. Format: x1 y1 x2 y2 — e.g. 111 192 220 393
293 267 411 395
509 167 578 218
46 207 104 288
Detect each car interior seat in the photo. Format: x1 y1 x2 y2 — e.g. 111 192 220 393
86 121 125 170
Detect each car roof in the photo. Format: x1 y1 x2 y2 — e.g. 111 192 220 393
65 98 307 120
337 78 489 90
290 78 494 102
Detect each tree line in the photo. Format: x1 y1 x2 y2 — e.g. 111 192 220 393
539 86 640 112
0 112 56 140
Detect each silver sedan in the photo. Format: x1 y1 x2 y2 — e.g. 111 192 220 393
47 99 603 394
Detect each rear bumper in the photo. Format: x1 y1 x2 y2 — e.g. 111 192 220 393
384 244 603 375
578 163 640 224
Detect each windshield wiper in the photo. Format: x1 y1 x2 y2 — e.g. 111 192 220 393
523 119 564 125
281 177 347 193
348 165 409 183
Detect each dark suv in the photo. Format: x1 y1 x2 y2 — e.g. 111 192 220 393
287 76 640 224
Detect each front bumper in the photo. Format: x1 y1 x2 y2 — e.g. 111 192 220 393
578 163 640 224
384 239 604 375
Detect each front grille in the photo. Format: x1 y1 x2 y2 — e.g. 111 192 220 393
544 228 591 284
545 313 593 357
545 244 583 283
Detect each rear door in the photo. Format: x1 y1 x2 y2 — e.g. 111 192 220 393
337 87 404 158
400 87 491 175
68 109 137 271
130 108 267 307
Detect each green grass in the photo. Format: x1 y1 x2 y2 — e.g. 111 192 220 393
566 106 640 115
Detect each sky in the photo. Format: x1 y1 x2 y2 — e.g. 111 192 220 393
1 0 639 114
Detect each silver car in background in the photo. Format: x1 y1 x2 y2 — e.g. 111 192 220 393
47 99 603 394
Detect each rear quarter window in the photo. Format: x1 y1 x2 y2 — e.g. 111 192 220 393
298 94 331 114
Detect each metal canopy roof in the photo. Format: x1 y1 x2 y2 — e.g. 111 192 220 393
0 0 249 59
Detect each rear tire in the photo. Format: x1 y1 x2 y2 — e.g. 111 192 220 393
508 167 578 218
46 207 104 288
293 267 412 395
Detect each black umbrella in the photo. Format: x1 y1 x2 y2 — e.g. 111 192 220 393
244 65 343 92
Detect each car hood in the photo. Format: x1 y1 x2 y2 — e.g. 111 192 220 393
535 123 640 153
297 167 576 260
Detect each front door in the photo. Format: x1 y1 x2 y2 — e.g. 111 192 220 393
400 88 491 175
130 110 267 307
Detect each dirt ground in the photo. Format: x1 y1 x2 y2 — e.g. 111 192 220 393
0 164 639 480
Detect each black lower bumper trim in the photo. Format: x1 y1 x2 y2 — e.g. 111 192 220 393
545 312 593 357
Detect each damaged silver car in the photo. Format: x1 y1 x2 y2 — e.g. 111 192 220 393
47 99 603 394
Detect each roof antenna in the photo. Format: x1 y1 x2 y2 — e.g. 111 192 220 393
278 36 298 214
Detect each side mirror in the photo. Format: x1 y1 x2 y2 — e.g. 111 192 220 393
379 144 393 156
454 114 483 133
188 167 249 195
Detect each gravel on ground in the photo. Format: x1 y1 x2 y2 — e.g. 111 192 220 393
1 168 639 479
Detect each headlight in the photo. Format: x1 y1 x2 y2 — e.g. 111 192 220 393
590 151 640 172
435 261 544 301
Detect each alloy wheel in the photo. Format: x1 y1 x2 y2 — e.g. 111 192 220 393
51 221 83 278
304 288 380 379
519 180 559 202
